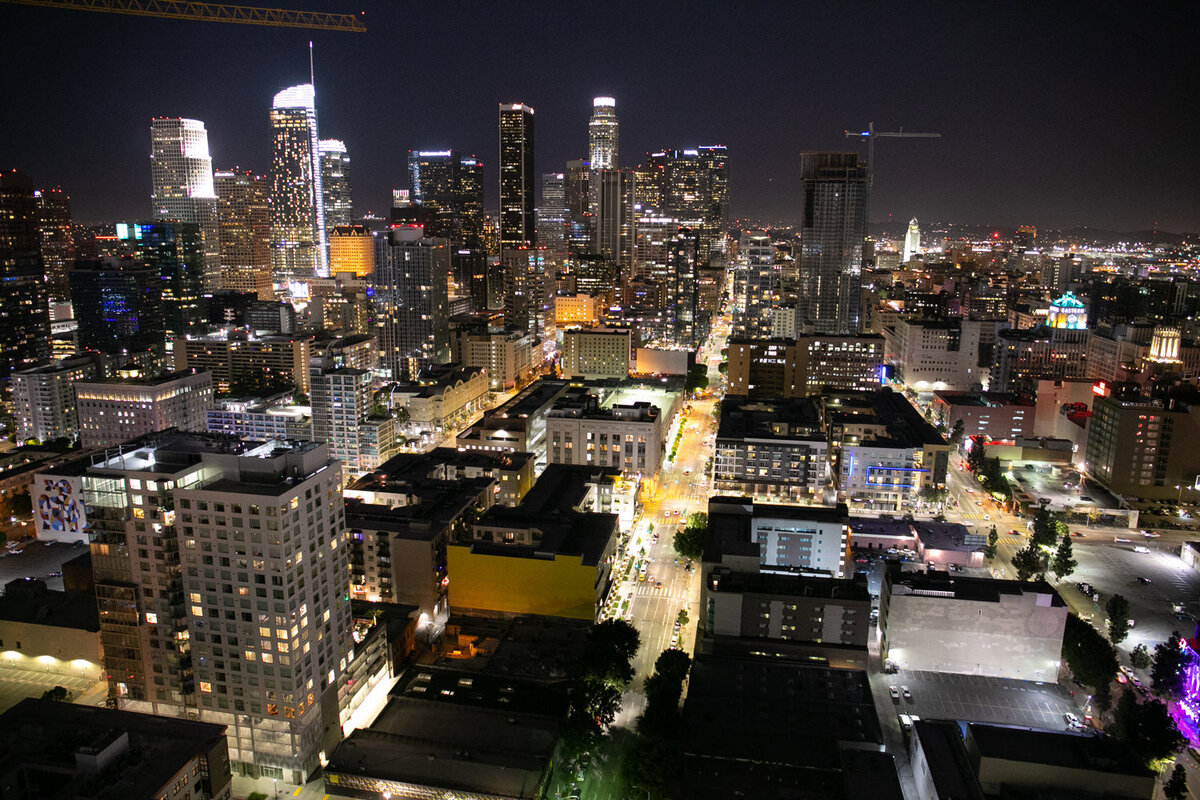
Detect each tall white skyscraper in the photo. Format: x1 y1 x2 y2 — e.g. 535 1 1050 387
318 138 353 230
270 84 328 287
588 96 619 170
902 217 920 263
151 117 221 291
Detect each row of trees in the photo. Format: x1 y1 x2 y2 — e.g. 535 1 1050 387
559 619 641 779
620 649 692 799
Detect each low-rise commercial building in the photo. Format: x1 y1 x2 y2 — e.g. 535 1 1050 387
206 396 311 441
545 386 664 478
0 699 233 800
448 465 622 620
348 447 535 508
931 391 1036 441
714 396 828 500
0 578 102 681
704 496 850 578
885 573 1066 682
74 369 214 449
391 364 488 431
456 379 568 459
912 720 1155 800
884 318 987 392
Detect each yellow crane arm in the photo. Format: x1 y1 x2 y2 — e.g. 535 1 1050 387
2 0 366 31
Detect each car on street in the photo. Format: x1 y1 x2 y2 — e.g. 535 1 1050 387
1132 546 1150 554
889 686 900 701
1064 712 1081 728
1136 576 1151 584
1009 529 1022 536
1115 537 1132 543
1143 531 1161 538
901 686 913 701
898 713 914 732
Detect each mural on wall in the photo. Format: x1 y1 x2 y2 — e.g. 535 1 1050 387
36 478 83 535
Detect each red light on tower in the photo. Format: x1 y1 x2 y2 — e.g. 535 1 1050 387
992 232 1000 239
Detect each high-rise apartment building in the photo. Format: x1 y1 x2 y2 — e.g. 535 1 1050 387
150 118 221 292
537 172 568 264
405 150 486 251
498 103 535 254
738 229 776 337
269 84 327 285
11 354 103 443
374 226 451 381
69 258 165 355
318 138 353 230
310 358 396 477
36 187 74 301
588 96 619 171
215 168 272 300
49 431 351 782
798 152 868 335
74 369 213 448
0 170 53 395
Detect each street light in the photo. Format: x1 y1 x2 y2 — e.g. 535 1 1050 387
273 778 278 800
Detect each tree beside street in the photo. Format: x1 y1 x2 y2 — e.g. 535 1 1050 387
673 513 708 561
1106 594 1131 645
1051 532 1077 580
1112 691 1184 768
984 527 999 560
1151 633 1194 700
1012 545 1046 581
1164 764 1189 800
1131 644 1152 670
1062 613 1118 689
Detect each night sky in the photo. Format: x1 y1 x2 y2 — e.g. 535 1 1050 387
3 1 1198 232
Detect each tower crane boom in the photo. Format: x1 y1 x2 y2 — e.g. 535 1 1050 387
1 0 366 31
844 121 941 190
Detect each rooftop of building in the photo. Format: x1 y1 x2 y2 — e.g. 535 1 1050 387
890 571 1066 605
0 581 98 631
351 447 533 485
932 390 1034 408
718 395 824 440
343 477 494 540
709 569 871 601
75 368 210 388
850 517 982 552
823 389 948 449
682 653 883 770
430 611 592 683
482 379 568 423
469 464 621 566
547 387 660 422
966 721 1152 777
0 698 228 800
326 661 565 800
912 720 986 800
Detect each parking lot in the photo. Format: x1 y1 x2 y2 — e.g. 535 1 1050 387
0 541 86 592
882 669 1078 731
1066 539 1200 659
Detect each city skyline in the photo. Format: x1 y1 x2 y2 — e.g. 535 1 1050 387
3 1 1198 232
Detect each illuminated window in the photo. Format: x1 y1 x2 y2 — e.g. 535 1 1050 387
189 592 202 604
261 653 273 664
145 613 157 624
191 605 203 617
244 650 256 661
199 681 212 693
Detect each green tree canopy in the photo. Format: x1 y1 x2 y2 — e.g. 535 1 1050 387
1062 613 1119 689
1165 764 1189 800
1106 594 1132 645
1012 545 1046 581
1131 643 1152 671
1112 692 1184 767
1052 532 1077 580
984 527 999 560
1030 505 1059 548
1151 633 1194 700
674 513 708 561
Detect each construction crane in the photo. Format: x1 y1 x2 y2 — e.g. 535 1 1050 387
1 0 366 31
844 122 940 190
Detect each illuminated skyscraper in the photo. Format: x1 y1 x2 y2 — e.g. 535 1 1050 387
636 147 729 262
407 150 486 250
319 138 353 230
114 220 206 339
498 103 535 254
0 170 52 396
269 84 327 286
594 169 635 277
537 172 568 264
150 117 220 291
214 168 271 299
902 217 920 263
588 96 619 171
798 152 868 335
374 226 451 380
35 187 74 301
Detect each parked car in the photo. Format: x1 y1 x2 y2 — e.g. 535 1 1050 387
901 686 913 701
889 686 900 701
